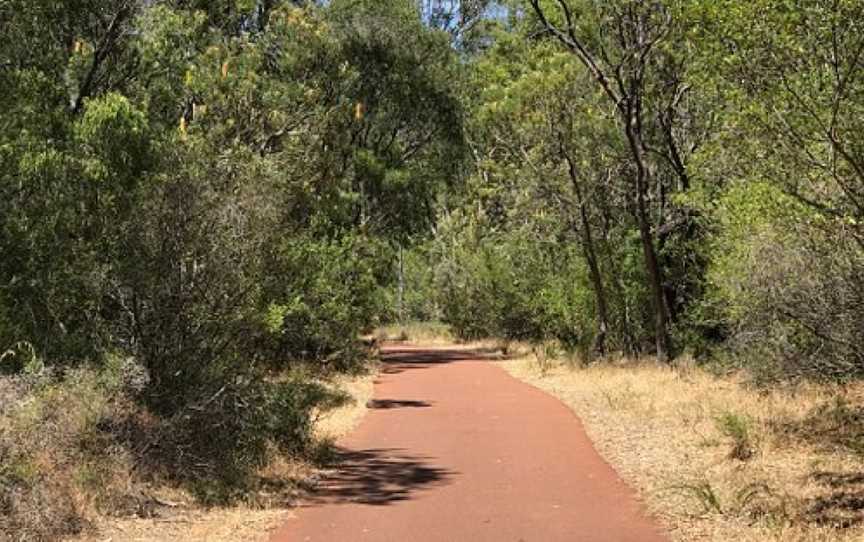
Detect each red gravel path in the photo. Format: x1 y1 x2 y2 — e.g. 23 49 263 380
269 345 668 542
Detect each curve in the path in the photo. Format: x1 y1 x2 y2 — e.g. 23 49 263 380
269 345 668 542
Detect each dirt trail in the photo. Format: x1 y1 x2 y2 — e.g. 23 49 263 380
270 345 668 542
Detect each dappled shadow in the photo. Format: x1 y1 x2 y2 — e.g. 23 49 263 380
380 347 507 375
812 471 864 488
304 448 454 506
774 399 864 456
367 399 432 409
803 471 864 528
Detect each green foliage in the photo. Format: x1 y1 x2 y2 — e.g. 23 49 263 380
74 93 150 182
703 182 864 382
0 0 464 384
0 0 466 519
263 234 392 370
393 244 443 323
0 342 42 376
715 411 756 461
161 374 350 503
413 0 864 382
434 225 594 349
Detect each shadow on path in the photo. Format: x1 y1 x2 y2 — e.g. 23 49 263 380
381 347 505 375
367 399 433 409
304 448 455 507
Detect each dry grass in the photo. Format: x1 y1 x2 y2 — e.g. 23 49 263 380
374 321 455 345
67 505 288 542
0 368 139 542
67 370 376 542
500 354 864 542
314 371 376 440
373 323 525 360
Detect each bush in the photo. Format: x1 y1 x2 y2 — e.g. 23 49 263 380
0 353 353 538
433 230 596 350
428 207 661 358
386 243 443 323
708 182 864 382
262 234 391 371
146 373 350 503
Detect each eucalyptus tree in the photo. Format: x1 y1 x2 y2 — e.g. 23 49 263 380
0 0 150 360
467 34 622 353
525 0 709 361
0 0 466 389
319 0 467 242
698 0 864 240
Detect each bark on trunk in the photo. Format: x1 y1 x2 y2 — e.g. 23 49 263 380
561 145 610 356
624 107 673 362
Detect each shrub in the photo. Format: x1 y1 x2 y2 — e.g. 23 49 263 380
386 243 443 323
0 365 136 541
434 232 595 348
262 234 391 371
147 373 350 503
715 411 756 461
708 182 864 382
0 354 352 537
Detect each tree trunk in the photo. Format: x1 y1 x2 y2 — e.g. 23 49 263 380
528 0 674 361
624 107 673 362
397 244 405 325
580 203 609 356
561 145 610 356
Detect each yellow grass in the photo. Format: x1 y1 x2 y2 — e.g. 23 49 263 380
315 371 376 440
500 354 864 542
375 321 455 345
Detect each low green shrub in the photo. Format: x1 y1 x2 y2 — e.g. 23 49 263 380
715 411 756 461
434 234 595 349
149 373 350 504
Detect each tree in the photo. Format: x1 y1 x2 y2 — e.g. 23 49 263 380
526 0 705 361
689 0 864 380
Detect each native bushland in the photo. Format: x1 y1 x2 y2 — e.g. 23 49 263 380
3 0 864 540
0 1 463 539
416 0 864 382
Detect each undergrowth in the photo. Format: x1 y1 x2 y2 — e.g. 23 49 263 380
0 356 356 541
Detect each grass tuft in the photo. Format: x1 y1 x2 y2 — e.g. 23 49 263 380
715 411 757 460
